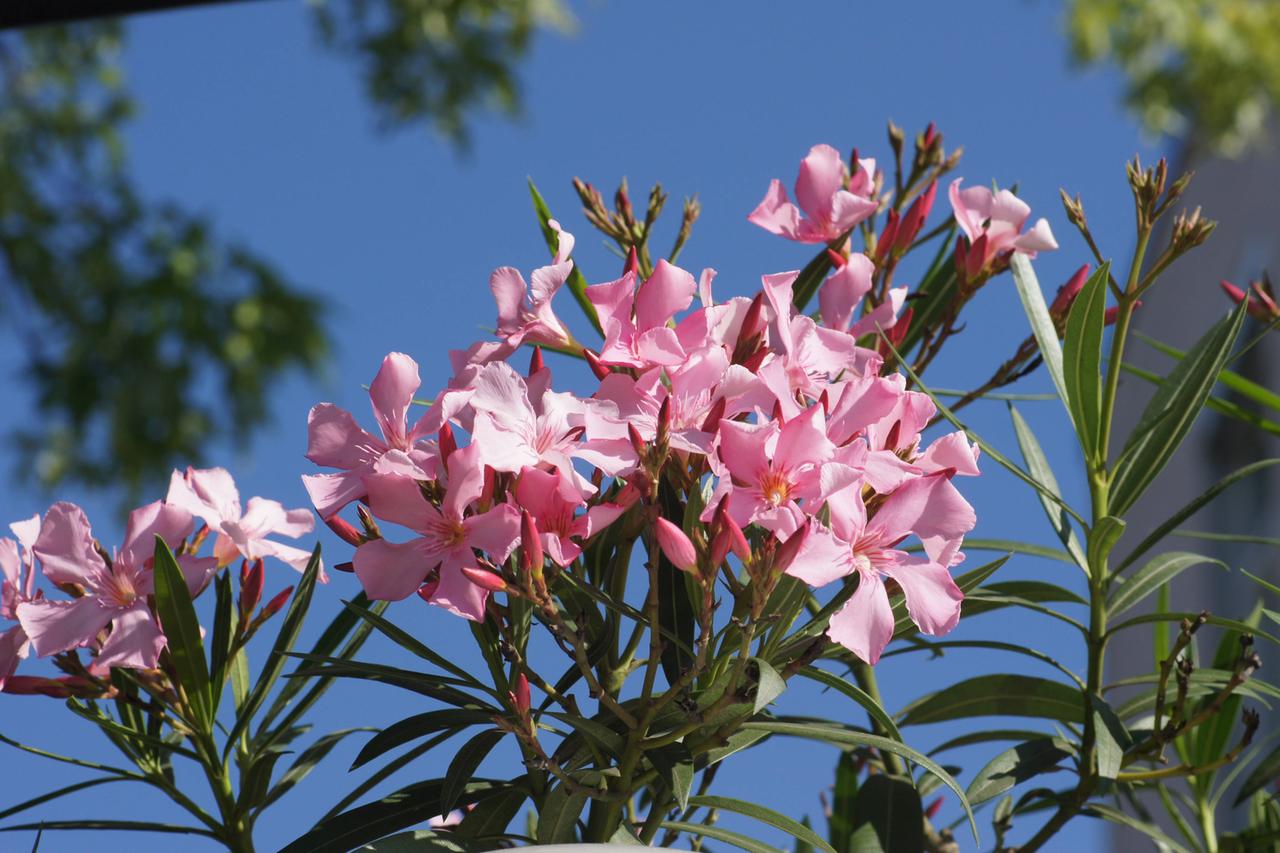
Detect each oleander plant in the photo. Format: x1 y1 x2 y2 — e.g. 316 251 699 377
2 125 1278 852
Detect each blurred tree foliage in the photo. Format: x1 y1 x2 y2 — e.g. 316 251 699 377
0 1 570 496
1066 0 1280 154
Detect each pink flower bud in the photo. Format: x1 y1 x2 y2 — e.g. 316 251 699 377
438 422 457 468
925 796 943 819
875 210 900 263
896 180 937 251
699 396 726 433
615 481 642 508
333 561 354 573
583 348 611 380
528 346 545 376
240 558 264 616
628 422 647 456
826 248 847 268
922 122 937 149
262 586 293 620
773 525 809 574
512 672 531 714
738 292 766 345
624 246 639 278
713 504 751 561
461 566 508 593
656 396 671 448
521 510 544 575
325 514 363 547
1049 264 1091 318
654 517 698 573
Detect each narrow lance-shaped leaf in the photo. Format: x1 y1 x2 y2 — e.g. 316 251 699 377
1062 262 1110 460
966 738 1076 806
1009 404 1087 572
1107 552 1226 617
1110 300 1249 514
899 674 1084 726
851 774 924 853
1010 253 1071 423
440 729 506 816
152 537 213 729
686 796 835 853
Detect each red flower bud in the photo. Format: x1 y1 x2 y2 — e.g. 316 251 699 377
438 422 457 468
965 234 989 280
875 210 900 263
826 248 847 268
583 348 611 380
528 346 545 377
922 122 937 149
738 292 766 344
239 558 265 616
628 422 647 456
512 672 531 714
417 575 440 601
324 515 364 547
699 396 727 434
1049 264 1092 319
521 510 544 575
461 566 508 593
262 585 293 620
896 179 937 251
614 481 642 508
624 246 639 278
773 524 809 574
925 796 943 819
656 396 671 448
654 517 698 573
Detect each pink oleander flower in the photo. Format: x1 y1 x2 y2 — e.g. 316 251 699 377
758 271 880 409
168 467 318 577
709 403 856 535
491 220 577 350
588 260 698 369
0 515 41 689
303 352 450 519
819 254 908 339
354 444 520 618
17 501 208 673
514 467 625 566
468 361 616 494
788 473 975 664
749 144 879 244
949 178 1058 272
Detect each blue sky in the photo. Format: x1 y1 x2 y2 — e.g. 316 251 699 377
0 1 1166 850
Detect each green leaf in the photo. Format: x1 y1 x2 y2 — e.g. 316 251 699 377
224 544 323 759
288 659 494 710
355 830 491 851
752 658 787 714
795 667 904 744
455 787 527 839
1009 405 1088 572
1089 696 1131 779
151 537 213 728
528 178 600 335
960 538 1076 564
688 795 835 853
261 728 375 811
660 820 785 853
339 600 488 689
897 233 959 356
1086 516 1126 576
966 738 1076 806
791 246 836 312
1062 262 1110 459
1108 552 1226 617
440 729 505 816
209 571 236 705
324 731 462 822
931 729 1056 755
1110 300 1249 514
0 777 130 822
1235 741 1280 805
281 778 505 853
829 751 859 852
648 742 695 811
1138 331 1280 412
1010 254 1071 419
1083 803 1192 853
900 675 1084 726
882 639 1083 689
1116 458 1280 572
544 711 626 759
741 721 978 844
0 820 217 838
352 709 491 771
850 775 923 853
536 781 586 843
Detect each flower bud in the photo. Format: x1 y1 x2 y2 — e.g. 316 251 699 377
1049 264 1091 319
325 514 364 547
925 796 943 819
583 348 611 380
417 575 440 601
528 346 545 377
896 179 937 251
713 503 751 561
614 481 643 508
875 210 900 263
826 248 847 268
239 558 264 616
699 396 726 434
521 510 544 576
654 517 698 573
628 422 647 457
262 586 293 620
738 292 767 345
656 396 671 450
773 524 809 575
438 422 457 468
511 672 531 714
461 566 508 593
624 246 639 278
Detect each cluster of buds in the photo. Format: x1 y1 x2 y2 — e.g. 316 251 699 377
1222 276 1280 324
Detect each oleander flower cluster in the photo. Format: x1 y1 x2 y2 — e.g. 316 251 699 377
303 152 1000 662
0 468 314 694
